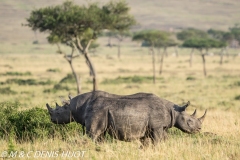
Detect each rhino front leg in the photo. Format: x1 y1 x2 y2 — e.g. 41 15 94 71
151 128 165 145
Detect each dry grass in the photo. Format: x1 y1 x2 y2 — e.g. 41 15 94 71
0 43 240 159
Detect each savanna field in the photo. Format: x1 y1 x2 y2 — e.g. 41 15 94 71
1 0 240 159
0 40 240 159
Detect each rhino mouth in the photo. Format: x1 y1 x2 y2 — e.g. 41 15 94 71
181 128 200 134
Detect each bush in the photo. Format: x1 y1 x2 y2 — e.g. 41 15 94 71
2 71 32 76
233 81 240 87
46 68 61 73
234 95 240 100
0 87 17 95
60 73 75 84
186 76 196 81
101 75 163 84
4 78 54 86
0 101 83 141
43 84 71 93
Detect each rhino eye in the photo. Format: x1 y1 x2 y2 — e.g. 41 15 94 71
187 119 194 126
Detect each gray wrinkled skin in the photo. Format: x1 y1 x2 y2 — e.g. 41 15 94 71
46 91 153 125
46 90 206 144
84 95 207 144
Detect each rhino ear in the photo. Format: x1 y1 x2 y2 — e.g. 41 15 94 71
198 110 207 123
46 103 53 113
68 94 73 100
191 109 197 117
55 102 60 108
180 101 190 112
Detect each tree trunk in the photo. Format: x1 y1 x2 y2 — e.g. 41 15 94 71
118 40 121 59
151 47 156 84
220 48 224 65
164 47 168 57
157 47 161 63
190 48 194 67
108 36 112 48
159 47 165 75
175 46 178 57
84 53 97 91
225 47 229 58
201 50 207 77
68 61 81 94
75 38 98 91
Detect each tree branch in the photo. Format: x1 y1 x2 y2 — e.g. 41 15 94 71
75 36 84 53
84 39 94 54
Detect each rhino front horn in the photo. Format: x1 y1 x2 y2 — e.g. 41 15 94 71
198 110 207 123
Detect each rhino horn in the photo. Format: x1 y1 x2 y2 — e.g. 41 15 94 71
198 110 207 123
55 102 60 108
46 103 53 112
191 109 197 117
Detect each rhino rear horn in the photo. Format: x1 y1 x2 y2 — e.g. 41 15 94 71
191 109 197 117
198 110 207 123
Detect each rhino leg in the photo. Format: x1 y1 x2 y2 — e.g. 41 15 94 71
85 111 108 143
150 127 165 145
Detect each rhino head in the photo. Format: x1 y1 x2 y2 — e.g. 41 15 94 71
46 102 73 124
174 102 207 134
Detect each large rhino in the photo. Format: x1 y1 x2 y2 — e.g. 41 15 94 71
84 94 207 144
46 91 162 133
46 91 206 144
46 90 190 125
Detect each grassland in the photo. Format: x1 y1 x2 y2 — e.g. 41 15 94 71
0 0 240 159
0 41 240 159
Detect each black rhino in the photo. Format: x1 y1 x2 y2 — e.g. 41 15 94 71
84 93 207 144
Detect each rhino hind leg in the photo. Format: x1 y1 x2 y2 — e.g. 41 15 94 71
85 112 108 143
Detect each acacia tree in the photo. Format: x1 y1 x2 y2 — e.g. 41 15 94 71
177 28 208 67
156 38 178 75
183 38 226 76
132 30 168 83
25 1 134 92
104 0 136 59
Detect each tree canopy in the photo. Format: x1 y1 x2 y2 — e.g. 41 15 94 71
25 0 136 91
177 28 208 41
182 38 227 50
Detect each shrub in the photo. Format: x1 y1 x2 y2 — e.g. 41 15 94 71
0 87 17 95
2 71 32 76
233 81 240 87
4 78 54 86
43 84 71 93
46 68 61 73
60 73 75 84
0 101 83 141
234 95 240 100
101 75 163 84
186 76 196 81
